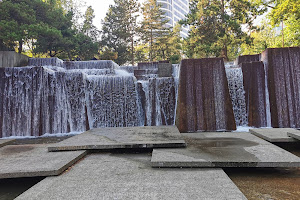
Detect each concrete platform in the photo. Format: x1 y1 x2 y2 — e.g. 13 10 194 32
151 132 300 168
250 128 299 142
0 139 15 148
0 144 86 179
48 126 186 152
287 132 300 141
16 154 247 200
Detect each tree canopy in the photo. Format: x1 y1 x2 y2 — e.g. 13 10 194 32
0 0 98 60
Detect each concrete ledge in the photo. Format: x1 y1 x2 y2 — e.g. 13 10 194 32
151 132 300 168
0 51 28 68
48 126 186 152
0 144 87 179
0 139 15 148
250 128 299 142
287 132 300 141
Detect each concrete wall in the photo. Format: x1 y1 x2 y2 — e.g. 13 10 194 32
0 51 29 68
176 58 236 132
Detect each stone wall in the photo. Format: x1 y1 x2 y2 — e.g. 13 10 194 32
0 51 28 68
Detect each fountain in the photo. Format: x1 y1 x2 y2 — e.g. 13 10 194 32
0 59 178 138
0 47 300 138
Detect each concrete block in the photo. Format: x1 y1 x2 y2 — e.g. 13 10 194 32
241 61 267 127
158 63 172 77
0 144 86 179
16 154 247 200
287 131 300 141
250 128 299 142
261 47 300 128
48 126 186 152
151 132 300 168
176 58 236 132
0 51 28 68
236 54 260 65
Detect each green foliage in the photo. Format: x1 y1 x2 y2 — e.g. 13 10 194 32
82 6 99 41
181 0 265 61
101 0 140 65
239 0 300 54
0 0 98 60
154 23 183 63
98 47 118 61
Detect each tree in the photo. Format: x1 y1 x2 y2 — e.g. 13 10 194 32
0 0 39 52
140 0 169 61
32 4 77 60
181 0 265 61
82 6 99 41
75 32 98 60
101 0 140 65
155 23 183 63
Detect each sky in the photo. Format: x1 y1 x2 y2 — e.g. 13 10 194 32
81 0 264 31
82 0 144 30
82 0 114 30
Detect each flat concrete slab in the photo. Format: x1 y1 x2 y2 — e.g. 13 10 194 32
0 139 15 148
287 131 300 141
48 126 186 152
16 154 247 200
151 132 300 168
250 128 299 142
0 144 86 179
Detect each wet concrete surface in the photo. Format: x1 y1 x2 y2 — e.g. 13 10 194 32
225 142 300 200
151 132 300 167
10 135 73 145
1 135 300 199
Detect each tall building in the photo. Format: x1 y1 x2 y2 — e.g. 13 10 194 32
157 0 189 38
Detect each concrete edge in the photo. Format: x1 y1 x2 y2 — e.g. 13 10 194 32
249 130 297 142
0 151 87 179
287 132 300 140
151 161 300 168
48 142 186 152
0 139 16 148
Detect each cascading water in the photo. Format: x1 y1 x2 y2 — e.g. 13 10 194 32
0 58 179 138
137 78 177 126
86 75 141 128
225 66 248 127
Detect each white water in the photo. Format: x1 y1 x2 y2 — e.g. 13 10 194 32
0 59 179 138
225 67 248 127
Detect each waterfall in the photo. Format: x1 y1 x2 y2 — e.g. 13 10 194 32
0 58 179 138
137 78 177 126
263 62 272 127
86 75 141 128
225 67 248 127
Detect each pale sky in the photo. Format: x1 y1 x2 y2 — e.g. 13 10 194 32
83 0 144 30
81 0 264 31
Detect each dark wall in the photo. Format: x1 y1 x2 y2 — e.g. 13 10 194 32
176 58 236 132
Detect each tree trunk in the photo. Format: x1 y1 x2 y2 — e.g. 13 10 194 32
220 0 228 61
221 45 228 61
18 40 23 53
131 36 134 66
282 21 284 48
150 29 153 61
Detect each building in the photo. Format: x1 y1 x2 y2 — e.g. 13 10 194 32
157 0 190 38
